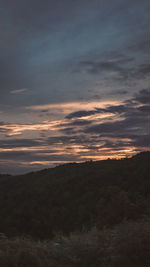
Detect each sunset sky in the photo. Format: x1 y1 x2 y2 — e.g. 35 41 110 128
0 0 150 174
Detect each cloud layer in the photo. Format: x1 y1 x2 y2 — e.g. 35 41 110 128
0 89 150 173
0 0 150 173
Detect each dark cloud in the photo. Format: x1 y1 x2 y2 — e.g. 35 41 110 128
78 55 150 82
69 119 92 126
0 150 78 162
104 105 127 113
78 56 134 80
80 60 123 74
0 139 42 149
59 119 92 128
131 134 150 148
128 39 150 53
84 109 150 136
66 110 98 119
46 135 97 145
111 89 128 95
138 105 150 113
134 89 150 104
63 91 150 154
84 120 124 135
66 105 128 119
133 64 150 79
41 109 49 113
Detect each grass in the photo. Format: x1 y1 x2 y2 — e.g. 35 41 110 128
0 218 149 267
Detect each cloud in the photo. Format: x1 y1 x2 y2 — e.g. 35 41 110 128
66 109 98 119
66 105 127 119
134 89 150 104
128 39 150 53
1 0 150 108
131 134 150 148
84 120 124 135
59 119 92 128
80 60 122 74
78 54 150 82
0 0 150 174
111 89 128 95
63 90 150 157
11 88 28 94
1 89 149 173
0 138 41 149
138 105 150 113
84 109 150 136
133 64 150 79
41 109 49 113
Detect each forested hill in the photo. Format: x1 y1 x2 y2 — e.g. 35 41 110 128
0 152 150 239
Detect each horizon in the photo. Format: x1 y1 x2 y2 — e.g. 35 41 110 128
0 0 150 174
1 151 150 176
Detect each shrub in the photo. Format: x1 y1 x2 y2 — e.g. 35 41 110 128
0 219 149 267
110 219 150 267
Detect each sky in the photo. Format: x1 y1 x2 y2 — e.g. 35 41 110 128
0 0 150 174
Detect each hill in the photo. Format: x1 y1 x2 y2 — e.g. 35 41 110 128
0 152 150 239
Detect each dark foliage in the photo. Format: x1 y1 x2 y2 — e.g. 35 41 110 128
0 152 150 239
